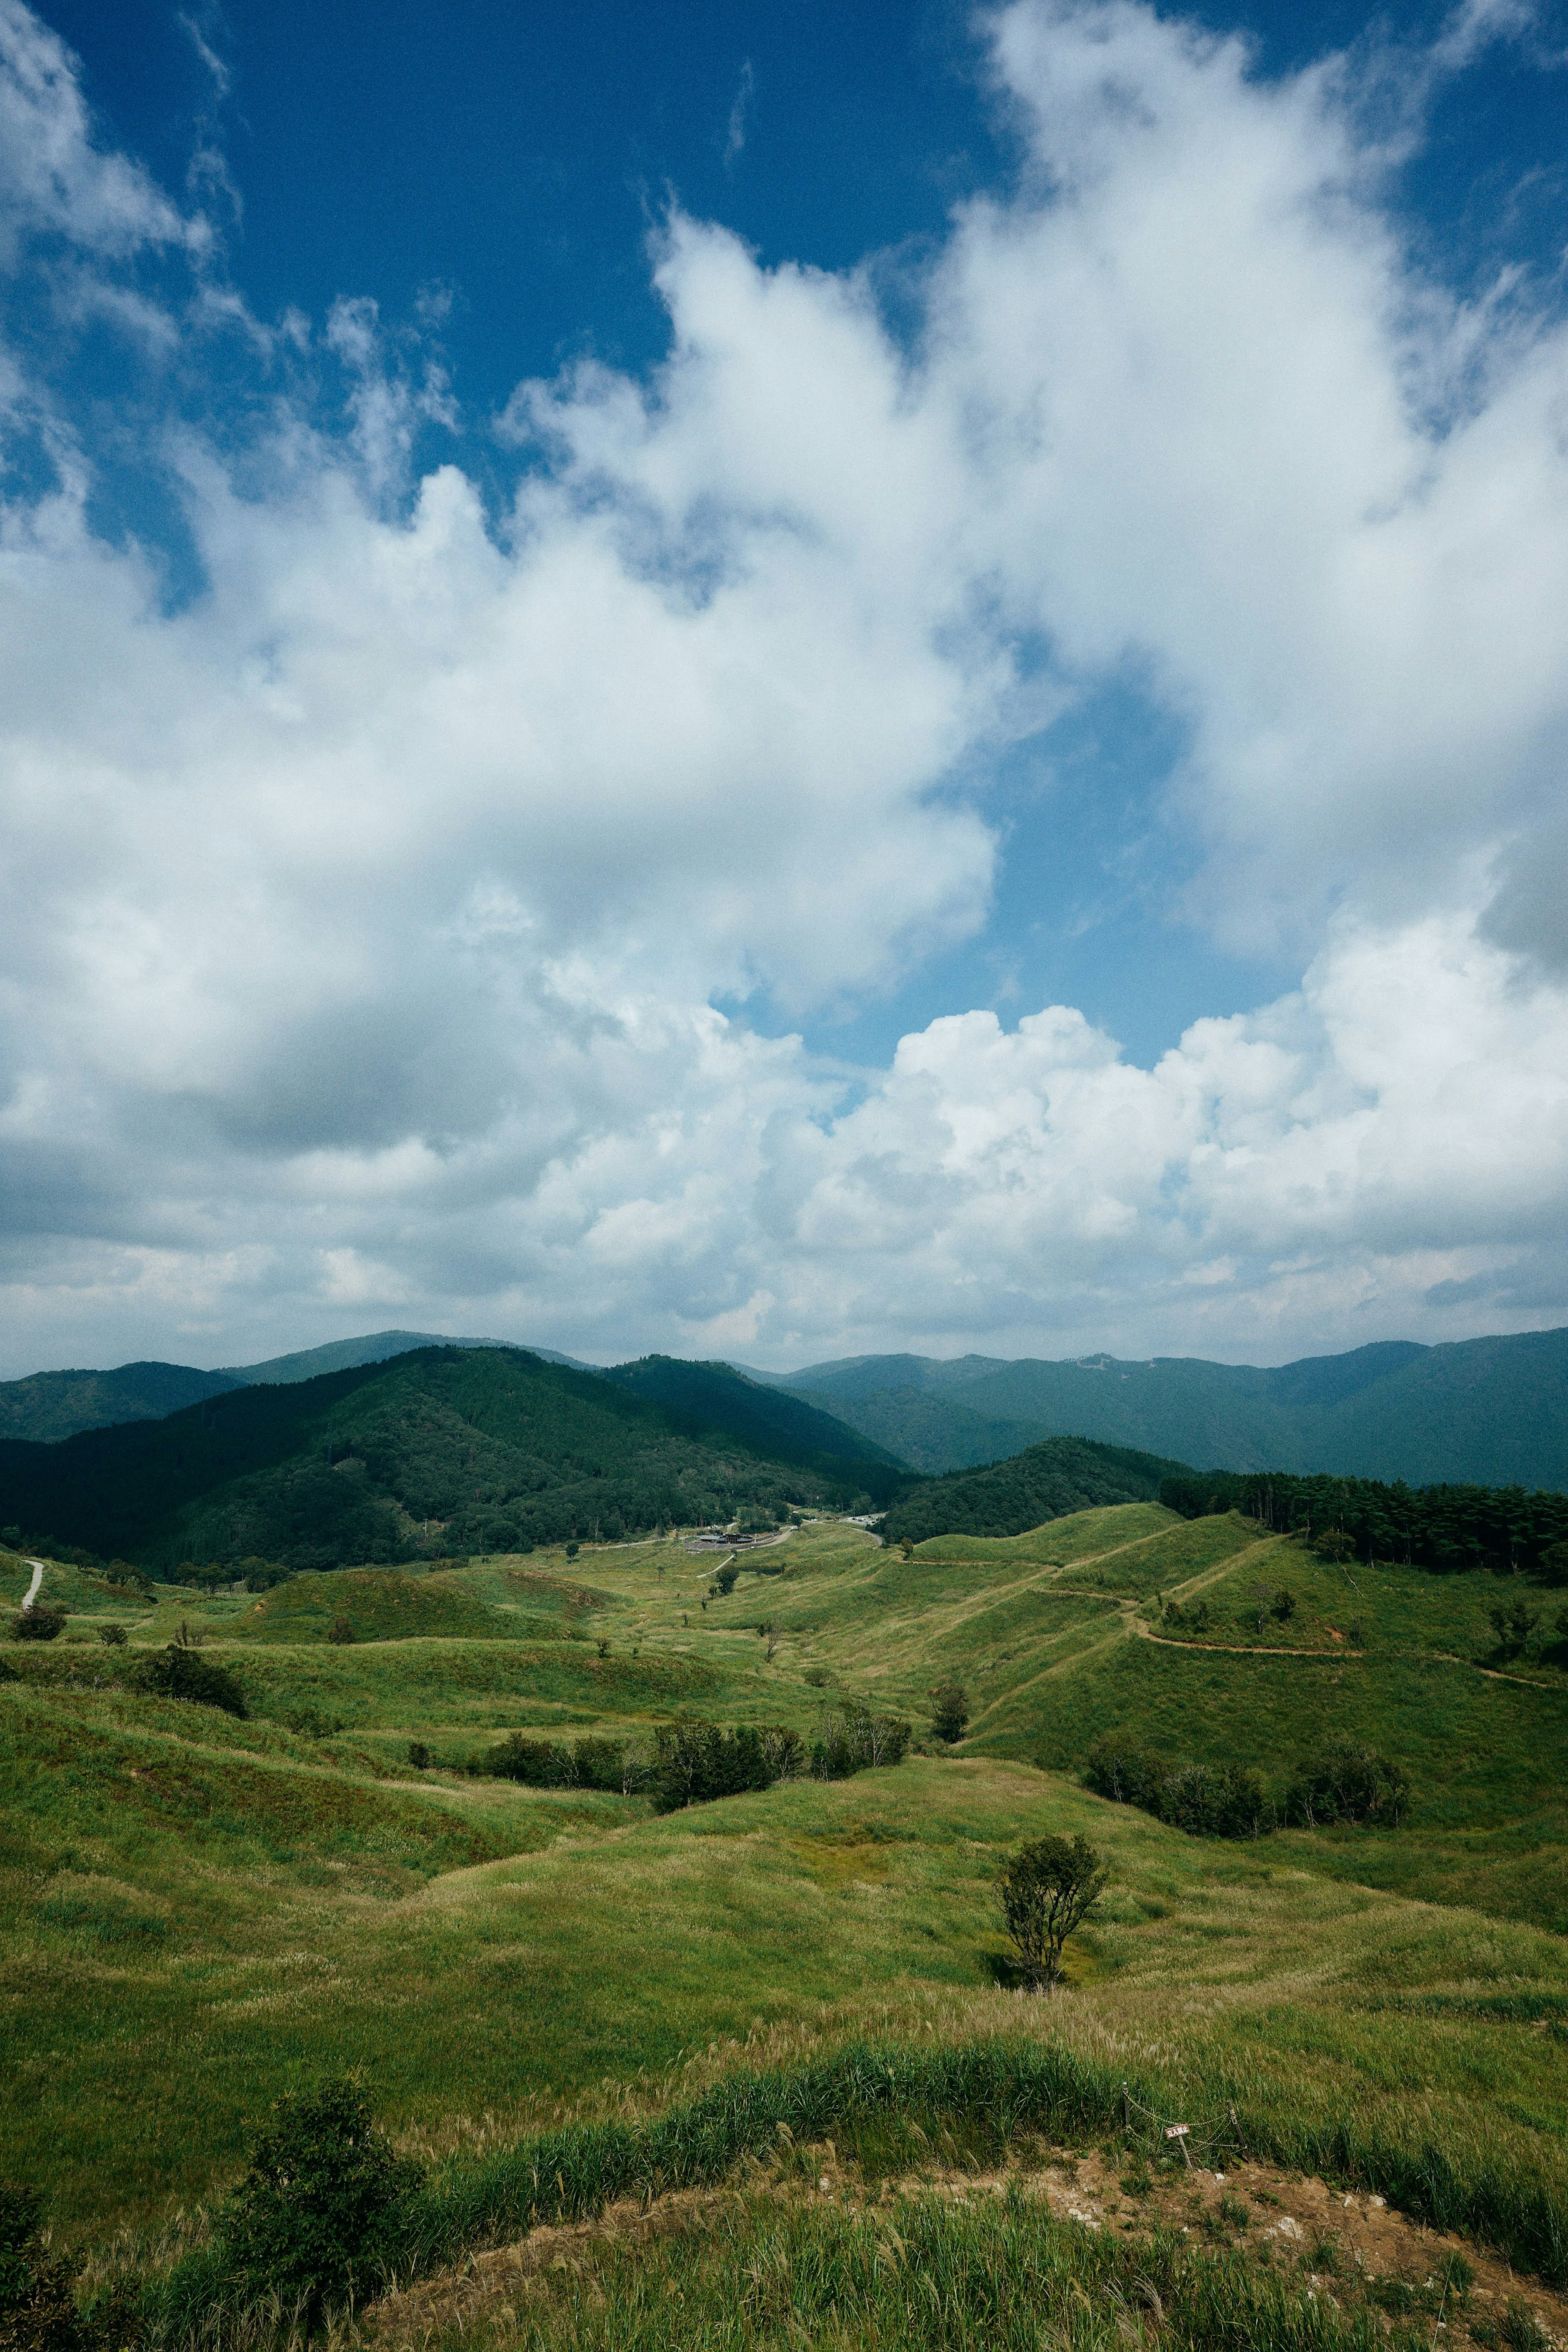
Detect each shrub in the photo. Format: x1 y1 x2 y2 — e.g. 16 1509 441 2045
653 1721 775 1812
97 1624 127 1648
219 2078 423 2328
1270 1588 1296 1621
326 1615 355 1645
1283 1741 1410 1828
1083 1736 1269 1837
12 1605 66 1644
407 1743 431 1771
134 1645 247 1717
1082 1734 1166 1811
0 2180 87 2352
711 1563 739 1596
929 1680 969 1743
996 1834 1108 1991
1541 1541 1568 1587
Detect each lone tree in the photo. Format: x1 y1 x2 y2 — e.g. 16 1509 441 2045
996 1834 1108 1992
929 1680 969 1744
12 1603 67 1643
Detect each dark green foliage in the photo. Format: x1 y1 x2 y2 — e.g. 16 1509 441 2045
881 1434 1189 1545
0 1360 242 1447
996 1835 1108 1990
651 1721 808 1811
1163 1468 1568 1578
96 1625 126 1648
1271 1587 1296 1620
928 1680 969 1743
0 2183 100 2352
133 1646 247 1717
218 2078 424 2329
325 1616 355 1645
810 1704 910 1779
407 1743 431 1771
711 1563 739 1596
1083 1736 1271 1839
480 1732 635 1793
1541 1541 1568 1587
1161 1594 1211 1632
1282 1742 1411 1828
0 1349 896 1575
12 1605 66 1643
1488 1598 1543 1658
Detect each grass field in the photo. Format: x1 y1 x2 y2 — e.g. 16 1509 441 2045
4 1509 1568 2345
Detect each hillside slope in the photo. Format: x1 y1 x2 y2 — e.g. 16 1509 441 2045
0 1347 901 1571
772 1327 1568 1486
601 1356 905 1488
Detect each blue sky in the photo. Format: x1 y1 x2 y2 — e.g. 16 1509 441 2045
0 0 1566 1374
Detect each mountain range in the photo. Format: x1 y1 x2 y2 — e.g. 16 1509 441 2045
755 1329 1568 1489
0 1322 1565 1493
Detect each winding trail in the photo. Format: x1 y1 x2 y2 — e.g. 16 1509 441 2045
19 1558 44 1611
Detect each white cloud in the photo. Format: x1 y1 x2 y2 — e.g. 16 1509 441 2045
0 0 1565 1374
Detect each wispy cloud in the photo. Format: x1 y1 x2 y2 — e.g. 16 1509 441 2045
724 58 754 167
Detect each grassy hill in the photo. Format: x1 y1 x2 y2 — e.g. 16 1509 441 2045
0 1347 903 1572
771 1326 1568 1486
8 1498 1568 2345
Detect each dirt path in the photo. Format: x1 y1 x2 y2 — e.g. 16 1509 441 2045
19 1559 45 1611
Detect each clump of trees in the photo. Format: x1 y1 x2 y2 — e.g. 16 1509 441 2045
1163 1469 1568 1578
996 1834 1108 1992
811 1703 910 1779
1083 1732 1408 1837
477 1732 640 1793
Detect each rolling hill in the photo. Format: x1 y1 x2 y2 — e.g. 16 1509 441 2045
879 1433 1190 1545
764 1326 1568 1487
0 1347 904 1572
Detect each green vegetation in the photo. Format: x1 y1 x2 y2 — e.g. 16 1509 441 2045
996 1833 1108 1989
0 1349 903 1573
6 1497 1568 2348
880 1434 1188 1545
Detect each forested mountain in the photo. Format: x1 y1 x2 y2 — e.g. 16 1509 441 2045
879 1434 1188 1545
766 1328 1568 1488
600 1357 902 1492
221 1331 595 1386
0 1348 903 1572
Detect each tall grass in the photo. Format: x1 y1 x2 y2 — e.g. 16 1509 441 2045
146 2030 1568 2344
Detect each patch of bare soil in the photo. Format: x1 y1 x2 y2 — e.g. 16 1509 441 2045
361 2144 1566 2350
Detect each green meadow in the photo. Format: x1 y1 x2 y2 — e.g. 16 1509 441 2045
4 1507 1568 2343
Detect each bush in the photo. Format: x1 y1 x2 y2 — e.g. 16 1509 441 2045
929 1680 969 1743
326 1615 355 1645
0 2181 89 2352
220 2078 423 2327
96 1624 127 1648
711 1563 739 1596
134 1645 247 1717
653 1721 775 1812
11 1605 66 1644
408 1742 431 1771
478 1732 639 1793
1283 1741 1410 1828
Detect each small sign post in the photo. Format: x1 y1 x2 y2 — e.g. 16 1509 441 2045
1165 2122 1192 2167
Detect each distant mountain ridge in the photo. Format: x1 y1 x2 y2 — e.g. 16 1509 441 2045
759 1329 1568 1489
0 1331 598 1444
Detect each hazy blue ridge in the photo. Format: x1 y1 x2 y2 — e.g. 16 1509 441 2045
222 1331 598 1384
0 1362 244 1447
766 1329 1568 1489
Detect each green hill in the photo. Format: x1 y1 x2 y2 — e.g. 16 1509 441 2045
880 1433 1190 1544
769 1325 1568 1486
0 1347 902 1572
601 1356 905 1491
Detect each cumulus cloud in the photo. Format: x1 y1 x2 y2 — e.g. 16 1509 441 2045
0 0 1565 1373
